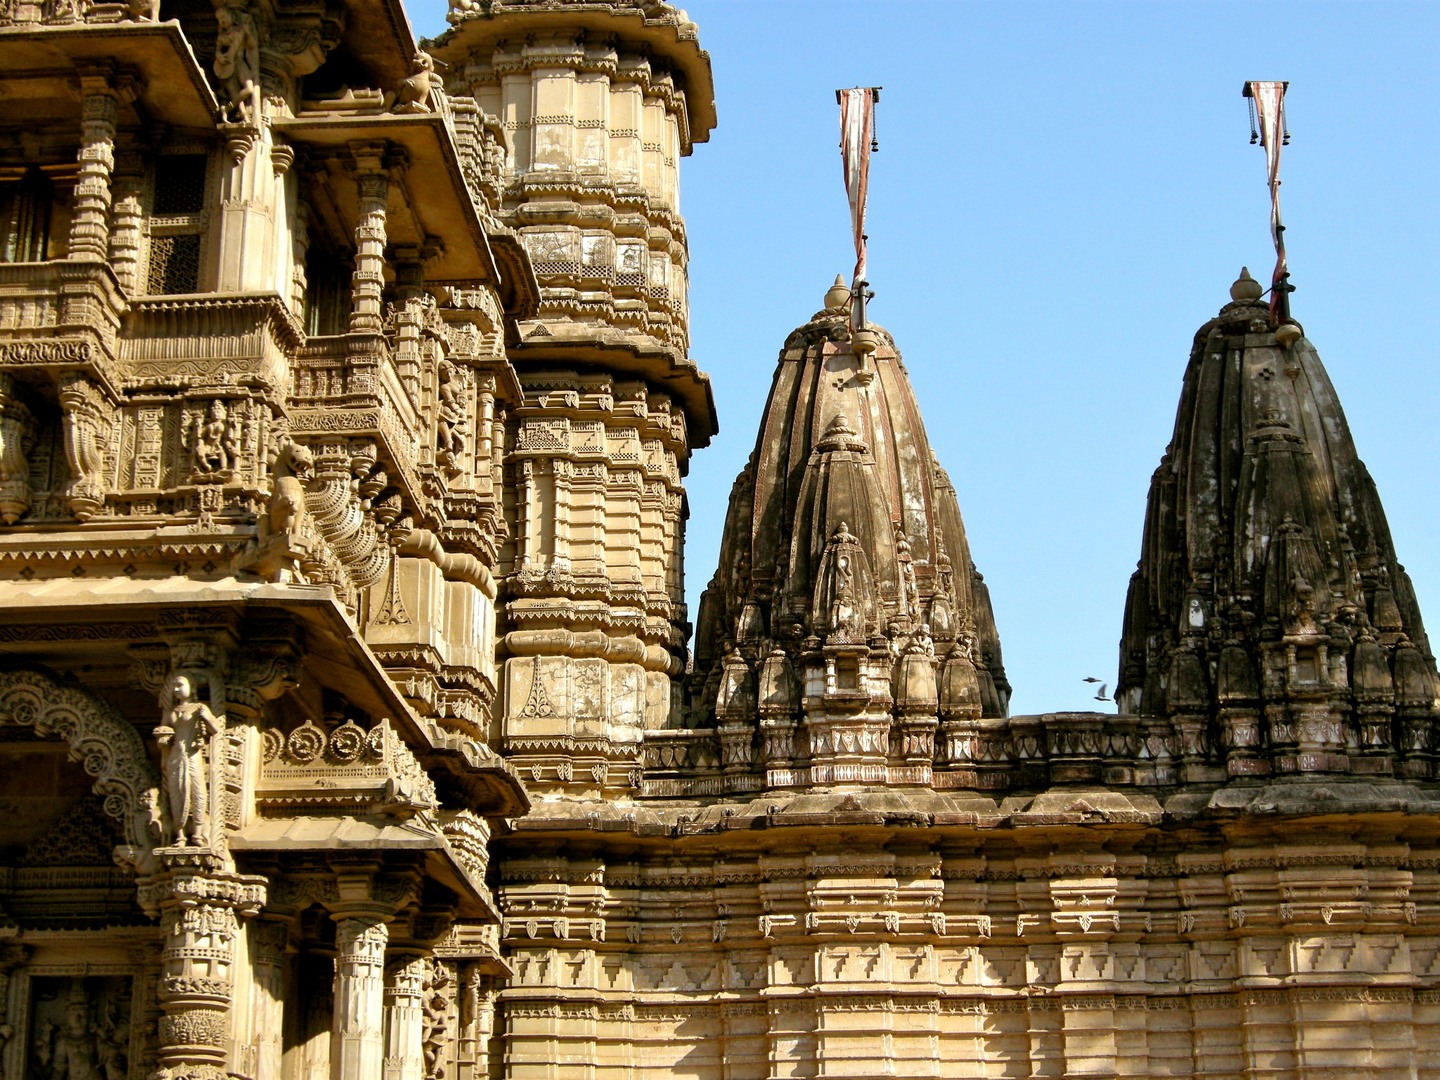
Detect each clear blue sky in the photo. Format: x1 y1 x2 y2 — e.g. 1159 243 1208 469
412 0 1440 715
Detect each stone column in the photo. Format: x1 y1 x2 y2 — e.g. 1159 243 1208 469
382 952 427 1080
289 170 312 316
332 911 390 1080
0 373 35 525
216 123 279 294
138 849 267 1080
248 916 290 1080
69 73 120 261
108 145 145 293
348 144 390 335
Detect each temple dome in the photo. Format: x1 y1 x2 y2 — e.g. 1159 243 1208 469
691 283 1009 728
1117 271 1438 778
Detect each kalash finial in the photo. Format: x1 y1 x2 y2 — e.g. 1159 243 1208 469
1242 81 1298 336
824 275 850 314
1230 266 1264 303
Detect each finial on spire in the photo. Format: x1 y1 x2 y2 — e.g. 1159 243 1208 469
1230 267 1263 303
1242 81 1293 324
837 86 881 331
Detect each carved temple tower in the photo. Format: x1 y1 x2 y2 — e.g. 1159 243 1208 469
431 1 717 801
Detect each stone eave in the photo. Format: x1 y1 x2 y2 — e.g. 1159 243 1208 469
501 779 1440 840
275 111 502 286
509 328 718 447
231 815 502 922
0 575 531 817
335 0 422 92
427 3 716 148
487 225 541 323
0 21 218 130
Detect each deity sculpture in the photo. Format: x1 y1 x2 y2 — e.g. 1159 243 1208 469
190 400 238 476
33 984 126 1080
154 673 221 847
213 0 261 123
435 361 466 471
421 960 453 1079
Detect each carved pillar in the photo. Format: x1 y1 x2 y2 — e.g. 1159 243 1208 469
68 74 121 261
332 912 390 1080
290 180 311 316
0 944 32 1079
57 372 109 521
137 850 267 1080
382 952 427 1080
108 145 145 293
0 373 35 525
348 144 390 335
129 942 164 1079
248 917 290 1080
392 243 424 305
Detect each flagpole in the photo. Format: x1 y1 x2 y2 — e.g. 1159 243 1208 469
1243 81 1292 326
837 86 881 333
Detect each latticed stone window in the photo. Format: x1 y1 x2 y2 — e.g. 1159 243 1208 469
146 233 202 294
144 152 209 294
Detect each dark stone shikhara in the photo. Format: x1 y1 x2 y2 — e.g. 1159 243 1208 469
1119 269 1438 785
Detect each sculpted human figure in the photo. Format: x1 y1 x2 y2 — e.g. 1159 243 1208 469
37 985 125 1080
213 0 261 123
435 360 467 468
191 400 237 475
154 673 221 847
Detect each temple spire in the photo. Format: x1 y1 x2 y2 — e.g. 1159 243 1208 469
1117 269 1438 781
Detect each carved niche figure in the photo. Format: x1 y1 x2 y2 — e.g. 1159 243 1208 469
213 0 261 124
32 983 127 1080
189 400 239 477
154 673 221 847
395 51 441 114
435 360 466 472
421 960 453 1079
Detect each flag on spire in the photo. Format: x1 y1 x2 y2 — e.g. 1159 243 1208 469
838 87 879 329
1244 80 1291 322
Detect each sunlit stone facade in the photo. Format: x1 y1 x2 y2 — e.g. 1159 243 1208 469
0 1 1437 1077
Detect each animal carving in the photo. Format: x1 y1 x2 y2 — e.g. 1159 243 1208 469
266 442 314 537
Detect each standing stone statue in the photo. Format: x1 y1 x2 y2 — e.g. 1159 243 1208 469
213 0 261 123
154 673 221 847
435 361 466 471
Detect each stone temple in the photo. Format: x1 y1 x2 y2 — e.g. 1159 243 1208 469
0 0 1436 1077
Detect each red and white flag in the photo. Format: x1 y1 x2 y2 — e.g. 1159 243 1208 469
838 87 876 327
1247 81 1289 317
